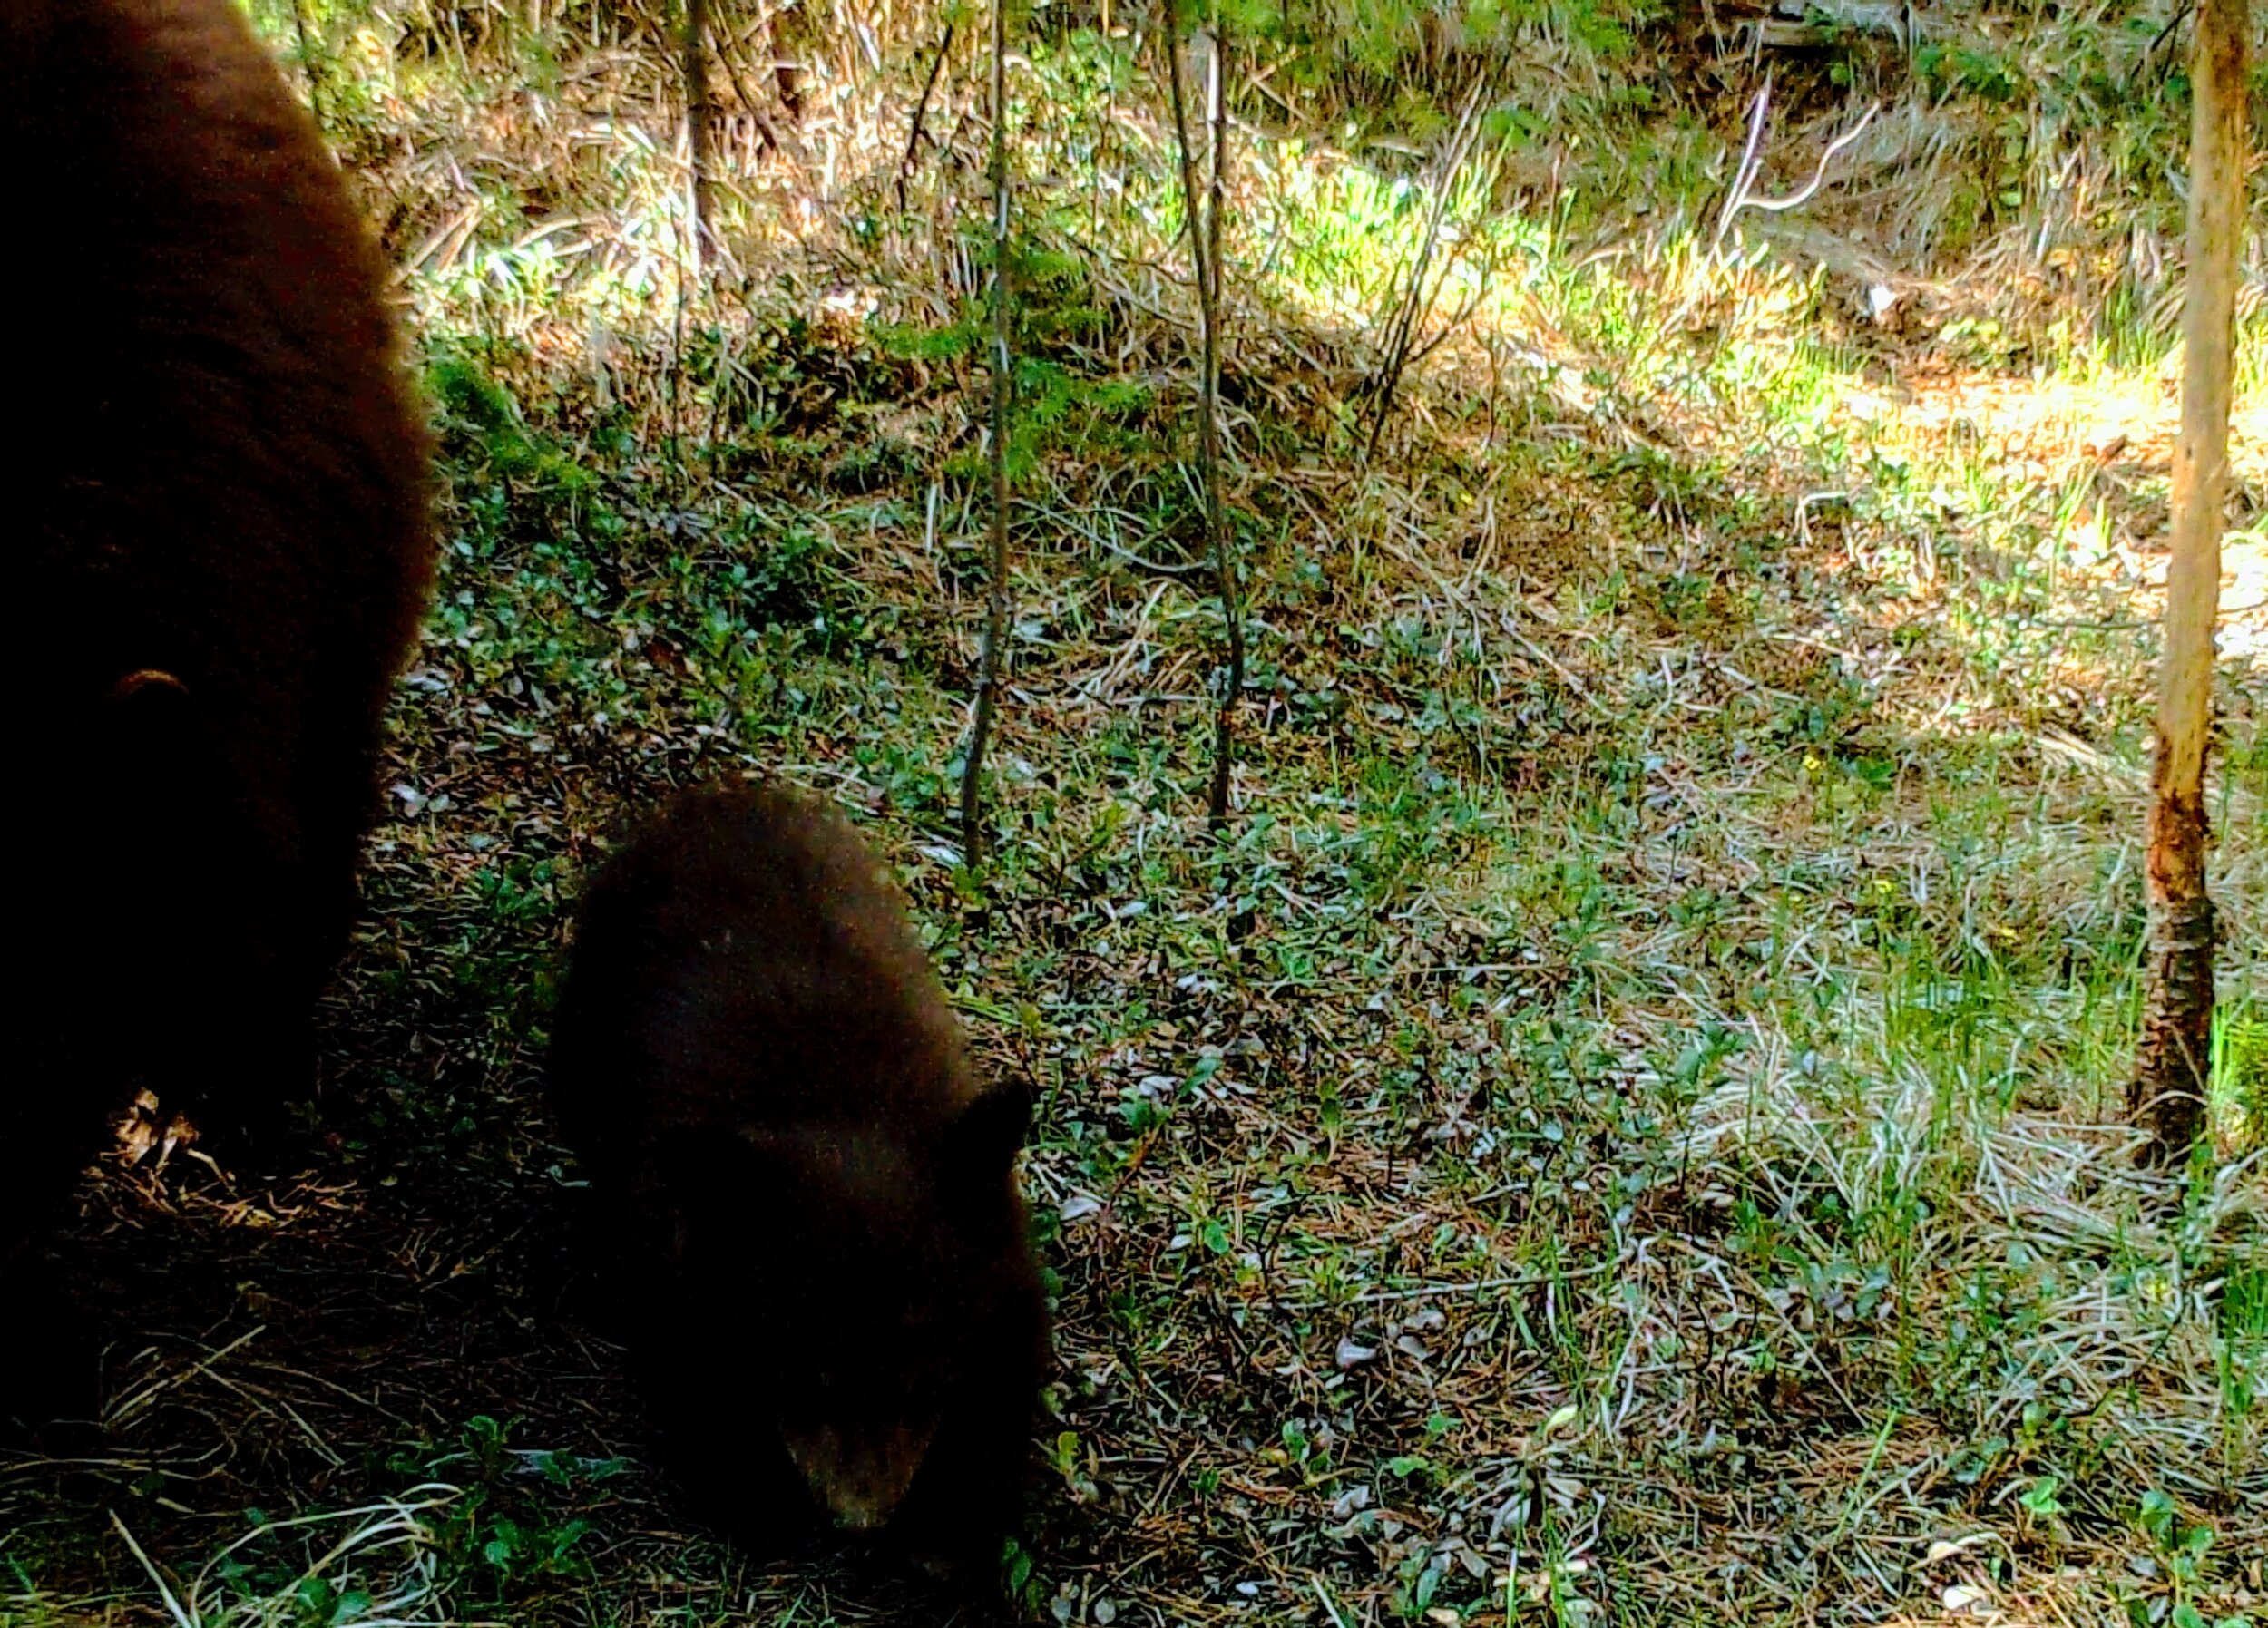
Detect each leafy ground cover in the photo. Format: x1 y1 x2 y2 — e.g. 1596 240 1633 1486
4 8 2264 1626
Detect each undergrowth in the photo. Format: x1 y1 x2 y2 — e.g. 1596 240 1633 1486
3 5 2264 1627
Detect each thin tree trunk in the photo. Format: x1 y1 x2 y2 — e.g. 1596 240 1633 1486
958 0 1013 870
2133 0 2246 1164
1167 23 1241 830
682 0 714 267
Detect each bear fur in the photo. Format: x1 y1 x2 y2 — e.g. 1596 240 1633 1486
0 0 434 1420
548 783 1049 1580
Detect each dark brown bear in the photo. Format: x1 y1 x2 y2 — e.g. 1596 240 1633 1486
1 0 433 1421
548 783 1049 1581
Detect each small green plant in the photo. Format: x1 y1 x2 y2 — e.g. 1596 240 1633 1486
2131 1491 2248 1628
376 1417 608 1606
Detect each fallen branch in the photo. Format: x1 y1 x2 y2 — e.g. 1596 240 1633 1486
1713 81 1879 250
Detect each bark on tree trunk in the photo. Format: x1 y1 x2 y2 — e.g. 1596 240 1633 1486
2133 0 2247 1164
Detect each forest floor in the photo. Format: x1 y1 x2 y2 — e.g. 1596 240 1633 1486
5 14 2266 1628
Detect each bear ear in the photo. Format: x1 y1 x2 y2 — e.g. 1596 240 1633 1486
109 668 191 705
942 1082 1033 1175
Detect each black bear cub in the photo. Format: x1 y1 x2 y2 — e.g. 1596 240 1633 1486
548 783 1049 1580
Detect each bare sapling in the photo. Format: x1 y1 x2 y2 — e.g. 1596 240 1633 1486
2132 0 2247 1164
1164 13 1241 830
957 0 1015 870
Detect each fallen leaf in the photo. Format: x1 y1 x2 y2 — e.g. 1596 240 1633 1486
1335 1337 1378 1369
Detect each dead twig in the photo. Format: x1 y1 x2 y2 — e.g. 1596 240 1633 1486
1363 82 1488 462
1714 79 1881 249
897 23 956 211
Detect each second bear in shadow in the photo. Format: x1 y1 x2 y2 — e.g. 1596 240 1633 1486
548 783 1049 1580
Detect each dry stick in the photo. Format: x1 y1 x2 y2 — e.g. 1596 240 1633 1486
2134 0 2246 1165
710 20 790 159
682 0 715 268
1202 19 1240 831
668 171 692 495
958 0 1013 869
1166 21 1241 829
1093 0 1114 239
1363 83 1485 463
1403 252 1499 372
1712 69 1774 251
1204 28 1227 315
897 22 955 211
1713 83 1880 251
110 1513 192 1628
2144 0 2199 80
1370 92 1481 411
